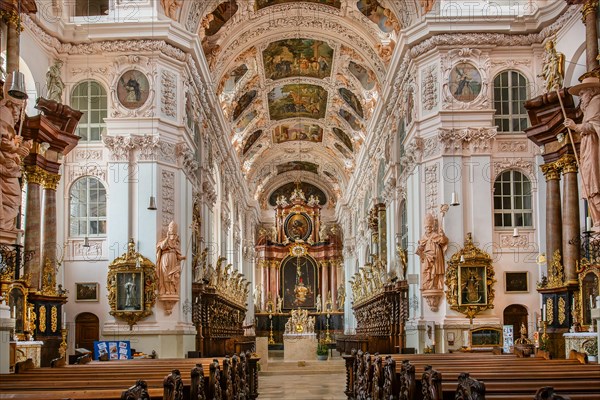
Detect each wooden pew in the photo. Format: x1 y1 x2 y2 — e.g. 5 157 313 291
343 351 600 400
0 352 260 400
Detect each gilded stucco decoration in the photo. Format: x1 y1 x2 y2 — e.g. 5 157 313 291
445 233 496 322
107 239 157 329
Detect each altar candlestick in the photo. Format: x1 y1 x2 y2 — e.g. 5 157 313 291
542 304 547 321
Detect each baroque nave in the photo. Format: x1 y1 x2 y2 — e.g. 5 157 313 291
0 0 599 399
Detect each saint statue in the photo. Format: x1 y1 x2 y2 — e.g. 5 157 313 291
253 284 263 312
156 221 186 296
276 295 283 314
564 77 600 230
336 284 345 311
0 99 31 231
46 60 65 103
316 294 322 313
416 213 448 291
539 40 565 93
124 274 138 309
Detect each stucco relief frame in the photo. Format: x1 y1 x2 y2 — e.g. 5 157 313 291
108 56 156 118
441 48 490 110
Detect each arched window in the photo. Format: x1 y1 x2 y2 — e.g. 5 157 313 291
493 170 533 228
74 0 109 17
71 80 107 142
69 177 107 237
493 71 528 132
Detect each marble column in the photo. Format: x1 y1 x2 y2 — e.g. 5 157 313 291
329 260 336 310
41 173 61 281
582 0 599 71
541 163 562 268
560 155 580 285
23 166 44 289
269 262 277 303
5 18 19 75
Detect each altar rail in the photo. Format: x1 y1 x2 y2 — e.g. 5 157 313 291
0 352 259 400
342 351 600 399
193 282 255 357
338 281 409 355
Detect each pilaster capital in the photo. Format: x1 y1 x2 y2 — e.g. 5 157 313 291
540 162 561 180
23 165 46 186
42 173 61 190
558 154 578 174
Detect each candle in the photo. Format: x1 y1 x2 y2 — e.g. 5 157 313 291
27 307 30 320
542 304 547 321
586 217 592 232
12 306 16 318
572 297 575 310
63 311 66 328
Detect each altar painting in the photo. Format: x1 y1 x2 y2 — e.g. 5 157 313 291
281 255 317 310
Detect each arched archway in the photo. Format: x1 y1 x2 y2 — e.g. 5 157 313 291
75 312 99 352
503 304 528 339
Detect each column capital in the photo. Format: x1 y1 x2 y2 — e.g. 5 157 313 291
42 173 61 190
23 165 46 185
582 0 598 21
540 162 561 180
558 154 578 174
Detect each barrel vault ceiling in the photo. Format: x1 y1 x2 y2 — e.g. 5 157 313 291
180 0 424 209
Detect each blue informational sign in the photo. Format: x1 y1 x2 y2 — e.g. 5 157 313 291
93 340 131 361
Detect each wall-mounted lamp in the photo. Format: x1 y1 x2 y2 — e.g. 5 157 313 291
450 192 460 206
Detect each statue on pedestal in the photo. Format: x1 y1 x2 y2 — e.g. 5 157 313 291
564 77 600 230
539 40 565 93
156 221 186 296
416 213 448 291
0 99 31 231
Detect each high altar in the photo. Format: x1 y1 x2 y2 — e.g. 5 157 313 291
255 186 343 342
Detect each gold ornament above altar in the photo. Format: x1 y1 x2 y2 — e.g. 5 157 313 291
445 233 496 322
284 308 315 335
107 239 157 329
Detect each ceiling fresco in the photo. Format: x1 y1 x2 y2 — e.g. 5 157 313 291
243 130 263 155
189 0 420 207
273 123 323 144
263 39 334 80
277 161 320 175
268 84 328 120
332 127 353 151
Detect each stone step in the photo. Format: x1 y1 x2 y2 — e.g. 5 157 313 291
260 359 345 376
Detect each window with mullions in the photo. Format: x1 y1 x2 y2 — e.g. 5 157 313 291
493 170 533 228
71 81 107 142
74 0 109 17
493 71 529 132
69 177 107 237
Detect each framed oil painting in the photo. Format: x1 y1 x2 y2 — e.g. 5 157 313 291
117 70 150 109
448 63 482 103
459 265 487 306
505 271 529 293
284 212 312 242
116 272 143 311
76 282 99 302
281 255 318 310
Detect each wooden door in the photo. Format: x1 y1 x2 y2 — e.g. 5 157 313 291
75 313 99 352
503 304 528 339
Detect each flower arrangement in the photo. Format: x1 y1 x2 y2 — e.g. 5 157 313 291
316 343 329 356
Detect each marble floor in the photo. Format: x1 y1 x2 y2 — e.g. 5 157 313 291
258 352 347 399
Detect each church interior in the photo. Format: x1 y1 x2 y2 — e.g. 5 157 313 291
0 0 600 399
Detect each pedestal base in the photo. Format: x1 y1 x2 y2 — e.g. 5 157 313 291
283 334 317 362
15 340 44 367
